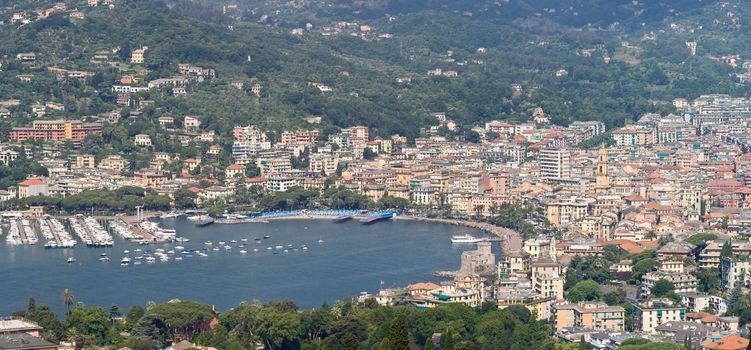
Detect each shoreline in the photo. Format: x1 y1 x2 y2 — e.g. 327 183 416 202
393 215 522 251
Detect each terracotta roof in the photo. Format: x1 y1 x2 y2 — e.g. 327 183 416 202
409 282 440 291
18 179 45 186
227 163 244 170
703 335 749 350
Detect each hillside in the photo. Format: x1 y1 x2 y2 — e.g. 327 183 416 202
0 0 747 144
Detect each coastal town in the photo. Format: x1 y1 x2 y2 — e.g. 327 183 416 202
5 85 751 348
5 0 751 349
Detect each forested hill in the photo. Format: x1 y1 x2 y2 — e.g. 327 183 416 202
0 0 747 139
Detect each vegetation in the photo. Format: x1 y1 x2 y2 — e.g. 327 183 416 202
14 295 557 350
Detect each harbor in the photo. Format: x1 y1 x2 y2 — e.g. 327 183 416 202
0 217 483 314
40 217 76 248
5 219 38 245
68 216 114 247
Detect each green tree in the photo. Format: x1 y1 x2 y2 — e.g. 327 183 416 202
387 315 409 350
125 305 145 329
651 279 675 297
721 240 733 258
578 335 591 350
441 331 454 350
423 337 435 350
341 332 359 350
567 280 601 302
62 289 74 315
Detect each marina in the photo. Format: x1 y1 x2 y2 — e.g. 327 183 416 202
40 217 76 248
5 219 39 245
68 216 114 247
0 218 485 315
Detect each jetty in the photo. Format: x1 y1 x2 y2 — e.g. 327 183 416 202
359 212 394 224
69 216 114 247
40 217 76 248
6 219 38 245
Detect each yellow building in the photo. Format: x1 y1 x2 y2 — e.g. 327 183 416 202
552 302 625 332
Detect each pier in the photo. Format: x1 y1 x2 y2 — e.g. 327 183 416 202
40 218 76 248
69 216 114 247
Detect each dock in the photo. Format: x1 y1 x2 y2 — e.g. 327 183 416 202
359 212 394 225
333 214 354 223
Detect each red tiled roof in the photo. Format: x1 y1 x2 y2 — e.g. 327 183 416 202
19 179 44 186
703 335 749 350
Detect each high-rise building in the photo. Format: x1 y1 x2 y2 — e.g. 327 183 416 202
539 147 570 180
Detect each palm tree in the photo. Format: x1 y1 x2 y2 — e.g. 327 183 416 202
62 289 74 315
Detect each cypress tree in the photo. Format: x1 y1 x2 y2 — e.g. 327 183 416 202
441 331 455 350
388 315 409 350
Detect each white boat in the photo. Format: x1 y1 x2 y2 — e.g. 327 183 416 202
318 239 324 244
121 257 131 265
67 257 76 263
99 257 110 262
204 241 213 246
302 246 308 250
175 246 185 250
123 250 130 254
134 261 142 265
241 238 248 242
161 211 182 218
224 245 231 250
146 256 156 263
198 252 208 257
450 235 485 244
175 237 190 243
253 248 259 252
175 256 183 261
212 247 220 251
266 247 272 250
240 250 247 254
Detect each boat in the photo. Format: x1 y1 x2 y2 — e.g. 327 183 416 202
100 253 108 257
161 211 182 218
263 235 270 239
123 250 130 254
253 248 259 252
146 256 156 263
204 241 213 246
224 245 231 250
266 247 272 250
450 234 486 244
99 257 110 262
275 245 283 249
67 257 76 263
175 246 185 250
240 250 247 254
175 256 183 261
134 261 142 265
212 247 220 251
318 239 324 244
175 237 190 243
198 252 208 257
302 246 308 250
195 216 215 227
241 238 248 242
121 257 131 265
230 240 237 243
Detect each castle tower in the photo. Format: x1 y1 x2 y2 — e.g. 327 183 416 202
595 145 610 194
